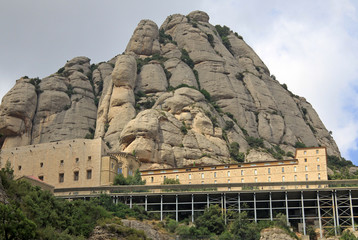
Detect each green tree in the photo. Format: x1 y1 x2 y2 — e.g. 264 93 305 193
230 211 260 240
0 203 37 240
163 178 180 185
113 169 146 185
195 204 225 235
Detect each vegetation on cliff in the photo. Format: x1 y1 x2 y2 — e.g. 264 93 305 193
0 167 150 239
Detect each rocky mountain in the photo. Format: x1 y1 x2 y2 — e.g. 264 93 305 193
0 11 340 170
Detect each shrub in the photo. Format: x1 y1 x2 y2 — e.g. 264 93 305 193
224 120 234 130
66 84 74 97
57 67 65 74
199 89 211 101
294 141 306 148
159 28 172 44
180 122 188 135
163 178 180 185
246 136 264 148
195 205 225 235
235 72 244 81
229 142 245 162
180 49 194 69
165 219 179 233
207 33 214 47
113 169 146 185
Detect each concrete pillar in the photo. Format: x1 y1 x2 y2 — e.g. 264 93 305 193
301 191 306 235
332 191 338 236
145 195 148 211
160 195 163 221
129 195 132 209
254 192 257 223
349 190 355 231
269 192 273 221
285 191 289 226
316 191 323 239
224 193 227 225
238 193 241 213
207 194 209 209
176 195 178 222
334 190 340 235
191 194 194 223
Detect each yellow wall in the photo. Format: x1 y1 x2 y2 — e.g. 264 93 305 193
0 138 139 189
141 147 328 189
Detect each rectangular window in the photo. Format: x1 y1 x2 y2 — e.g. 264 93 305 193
224 166 230 169
318 173 321 180
241 170 244 176
305 166 308 171
199 167 204 170
228 179 230 183
254 169 257 175
241 178 244 183
87 170 92 179
111 163 114 169
268 176 271 182
75 158 79 163
201 181 204 184
304 158 307 162
176 175 179 179
317 165 320 171
305 174 308 181
40 162 43 168
88 156 91 161
173 169 179 172
151 177 154 183
74 171 79 181
214 172 217 178
59 173 64 183
211 167 216 170
201 173 204 179
317 157 320 162
189 174 192 179
255 177 257 182
214 180 217 184
18 165 22 171
294 166 297 172
227 171 230 177
282 176 285 182
282 167 284 173
60 160 64 166
304 151 307 155
316 150 319 154
38 175 44 181
164 176 166 180
268 168 271 174
186 169 192 172
294 175 297 181
161 170 166 173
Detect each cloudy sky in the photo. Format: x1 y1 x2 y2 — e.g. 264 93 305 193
1 0 358 163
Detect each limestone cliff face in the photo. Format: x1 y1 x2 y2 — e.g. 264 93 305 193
0 10 340 169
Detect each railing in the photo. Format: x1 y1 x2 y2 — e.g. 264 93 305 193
54 179 358 195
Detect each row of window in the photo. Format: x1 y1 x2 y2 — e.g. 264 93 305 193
147 159 320 175
151 165 322 179
59 156 92 166
58 170 92 183
150 173 321 183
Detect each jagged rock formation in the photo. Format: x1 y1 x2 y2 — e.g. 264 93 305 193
0 10 340 169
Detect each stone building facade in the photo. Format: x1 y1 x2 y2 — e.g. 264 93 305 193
0 138 139 189
140 147 328 189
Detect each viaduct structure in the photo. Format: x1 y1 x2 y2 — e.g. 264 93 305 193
55 180 358 238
